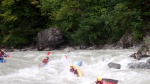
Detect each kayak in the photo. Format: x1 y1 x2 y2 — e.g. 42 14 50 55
102 78 118 84
73 65 83 77
0 59 5 63
70 60 83 77
38 62 47 67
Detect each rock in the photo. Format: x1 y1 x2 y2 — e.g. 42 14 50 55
36 28 64 51
4 49 14 52
130 53 137 59
128 62 150 69
108 62 121 69
130 30 150 60
73 46 81 50
146 59 150 64
115 31 141 49
80 45 88 49
63 47 74 52
130 45 150 60
137 45 149 55
87 46 98 50
37 46 44 51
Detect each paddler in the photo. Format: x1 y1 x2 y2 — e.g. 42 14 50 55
93 77 103 84
42 57 49 64
70 64 77 74
0 48 7 60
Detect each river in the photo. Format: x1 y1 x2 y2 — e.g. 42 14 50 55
0 49 150 84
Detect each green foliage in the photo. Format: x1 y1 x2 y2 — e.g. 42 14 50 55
0 0 49 48
2 34 28 47
0 0 17 22
0 0 149 47
38 0 148 46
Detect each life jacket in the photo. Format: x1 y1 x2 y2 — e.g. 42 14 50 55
70 68 78 75
0 51 4 60
0 51 4 57
70 68 74 72
0 51 4 55
96 81 102 84
43 59 49 64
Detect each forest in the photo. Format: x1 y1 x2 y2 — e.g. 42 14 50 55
0 0 149 48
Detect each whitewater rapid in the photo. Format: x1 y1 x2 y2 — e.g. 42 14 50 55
0 49 150 84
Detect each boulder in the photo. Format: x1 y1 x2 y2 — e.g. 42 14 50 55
130 30 150 60
129 38 150 69
4 49 14 52
115 31 141 49
63 47 74 52
128 62 150 69
108 62 121 69
146 58 150 64
36 28 64 51
130 52 150 60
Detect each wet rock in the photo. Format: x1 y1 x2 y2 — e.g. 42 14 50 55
87 46 98 50
128 62 150 69
130 53 137 59
4 49 14 52
80 45 88 49
108 62 121 69
115 31 141 49
130 31 150 60
130 52 150 60
73 46 81 50
37 46 44 51
146 59 150 64
63 47 74 52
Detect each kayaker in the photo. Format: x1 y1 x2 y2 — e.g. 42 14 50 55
70 64 77 74
93 77 103 84
0 49 7 60
42 57 49 64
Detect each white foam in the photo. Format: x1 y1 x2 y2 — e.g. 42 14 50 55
0 50 150 84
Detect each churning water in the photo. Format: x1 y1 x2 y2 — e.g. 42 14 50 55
0 49 150 84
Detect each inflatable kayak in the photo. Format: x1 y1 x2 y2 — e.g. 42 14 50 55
73 65 83 77
38 62 48 67
102 78 118 84
70 60 83 77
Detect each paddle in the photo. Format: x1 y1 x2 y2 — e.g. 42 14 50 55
38 51 51 67
47 51 51 56
65 55 68 59
38 63 42 67
6 54 10 58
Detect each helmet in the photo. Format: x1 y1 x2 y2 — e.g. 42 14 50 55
97 77 102 81
70 64 73 67
46 57 49 60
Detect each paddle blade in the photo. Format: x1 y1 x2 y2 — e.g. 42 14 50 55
7 54 10 58
65 55 68 59
47 52 51 55
38 63 42 67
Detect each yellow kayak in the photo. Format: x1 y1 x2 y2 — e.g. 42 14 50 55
73 65 83 77
70 64 83 77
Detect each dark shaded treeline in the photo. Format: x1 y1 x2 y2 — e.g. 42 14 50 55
0 0 150 48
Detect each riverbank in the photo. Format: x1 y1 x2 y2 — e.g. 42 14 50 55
3 44 141 52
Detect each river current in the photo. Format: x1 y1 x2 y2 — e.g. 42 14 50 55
0 49 150 84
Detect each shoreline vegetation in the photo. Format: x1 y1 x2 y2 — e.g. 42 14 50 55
0 0 149 52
